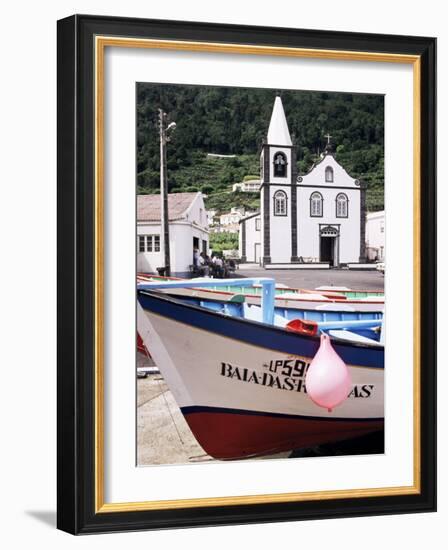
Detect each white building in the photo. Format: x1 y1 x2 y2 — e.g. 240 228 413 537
239 96 366 267
206 209 217 226
232 179 261 192
366 210 385 261
217 207 252 233
238 212 262 263
137 192 209 276
220 207 246 226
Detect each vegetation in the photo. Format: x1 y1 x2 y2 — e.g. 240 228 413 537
209 232 239 253
137 84 384 212
205 189 260 214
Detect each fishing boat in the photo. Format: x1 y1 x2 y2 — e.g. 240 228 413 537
137 278 384 460
157 291 382 324
135 278 382 361
137 273 384 313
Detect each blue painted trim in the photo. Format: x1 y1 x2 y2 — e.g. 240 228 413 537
138 277 275 325
161 292 382 324
181 405 383 423
137 291 384 369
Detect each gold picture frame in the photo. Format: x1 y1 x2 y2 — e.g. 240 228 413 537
57 14 436 534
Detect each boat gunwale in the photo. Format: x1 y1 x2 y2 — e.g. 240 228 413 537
137 289 384 354
160 290 383 326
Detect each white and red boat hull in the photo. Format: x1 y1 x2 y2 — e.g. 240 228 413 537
137 291 384 459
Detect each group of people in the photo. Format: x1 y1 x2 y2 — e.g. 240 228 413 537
192 249 236 279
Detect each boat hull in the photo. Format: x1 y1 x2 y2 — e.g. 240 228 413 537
182 408 383 459
138 291 384 459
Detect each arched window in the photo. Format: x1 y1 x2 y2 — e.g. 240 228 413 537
273 152 287 178
310 192 323 217
273 190 287 216
335 193 348 218
325 166 334 182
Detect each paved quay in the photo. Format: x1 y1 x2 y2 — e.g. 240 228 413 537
137 368 211 465
137 356 292 465
236 265 385 291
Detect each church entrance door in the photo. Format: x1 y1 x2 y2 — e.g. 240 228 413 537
320 236 335 265
319 225 340 267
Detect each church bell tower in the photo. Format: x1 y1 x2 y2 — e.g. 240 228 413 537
260 96 298 265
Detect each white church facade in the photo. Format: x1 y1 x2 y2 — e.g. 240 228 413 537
239 96 366 267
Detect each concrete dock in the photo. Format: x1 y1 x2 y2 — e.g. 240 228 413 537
137 366 213 465
137 358 291 465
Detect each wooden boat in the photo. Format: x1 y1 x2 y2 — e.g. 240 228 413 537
137 278 384 460
159 292 382 324
137 273 384 313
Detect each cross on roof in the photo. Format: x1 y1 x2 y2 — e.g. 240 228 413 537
325 133 332 145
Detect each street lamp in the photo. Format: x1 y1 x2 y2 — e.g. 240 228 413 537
158 109 176 276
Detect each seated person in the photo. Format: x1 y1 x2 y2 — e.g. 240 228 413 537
198 252 210 276
211 254 224 278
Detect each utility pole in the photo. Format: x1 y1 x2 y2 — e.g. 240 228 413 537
158 109 176 276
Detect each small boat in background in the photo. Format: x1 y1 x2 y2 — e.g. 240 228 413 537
314 285 384 299
137 273 384 313
137 278 384 460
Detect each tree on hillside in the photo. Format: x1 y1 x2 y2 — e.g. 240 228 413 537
137 84 384 210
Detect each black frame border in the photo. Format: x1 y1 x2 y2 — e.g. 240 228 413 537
57 14 436 534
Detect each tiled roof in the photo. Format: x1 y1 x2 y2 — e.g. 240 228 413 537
137 192 199 222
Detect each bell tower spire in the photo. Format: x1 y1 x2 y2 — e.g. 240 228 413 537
260 95 298 266
267 96 292 146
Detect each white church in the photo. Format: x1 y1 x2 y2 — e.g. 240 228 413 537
239 96 367 268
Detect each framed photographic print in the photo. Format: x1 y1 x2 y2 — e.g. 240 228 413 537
57 14 436 534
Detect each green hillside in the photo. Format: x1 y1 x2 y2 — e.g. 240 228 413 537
137 84 384 212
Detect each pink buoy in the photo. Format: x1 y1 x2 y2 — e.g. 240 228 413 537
305 333 352 412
